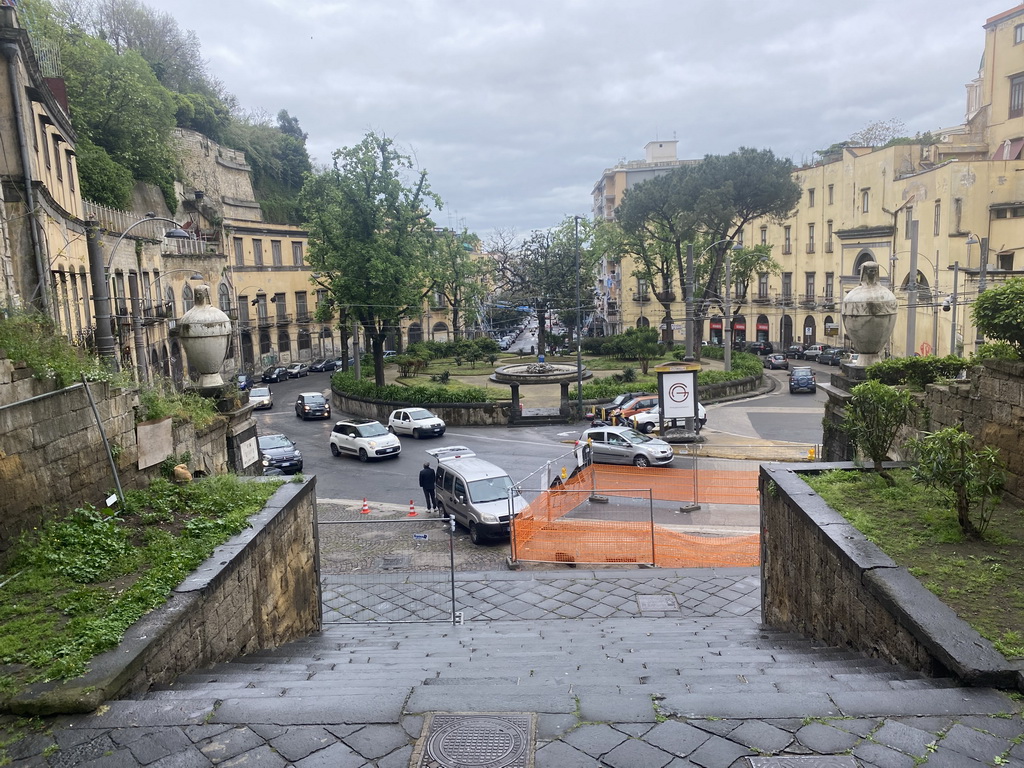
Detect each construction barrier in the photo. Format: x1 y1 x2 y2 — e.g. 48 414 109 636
510 463 760 568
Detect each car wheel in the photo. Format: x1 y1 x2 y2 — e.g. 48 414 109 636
633 455 651 468
388 425 395 434
413 428 420 439
469 521 482 545
358 448 369 462
640 422 655 434
330 443 340 457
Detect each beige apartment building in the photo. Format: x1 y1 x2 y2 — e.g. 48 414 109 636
595 5 1024 359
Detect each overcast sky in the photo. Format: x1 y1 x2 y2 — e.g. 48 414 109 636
142 0 1015 240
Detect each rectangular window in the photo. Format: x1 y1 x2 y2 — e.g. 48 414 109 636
783 226 792 254
954 198 963 231
805 273 816 299
273 292 286 320
253 239 264 266
757 273 769 299
826 220 834 252
1017 24 1024 44
760 226 768 246
53 137 62 181
933 200 941 236
736 230 743 247
905 206 913 239
807 223 815 253
233 237 244 266
825 272 834 300
828 184 834 205
1010 74 1024 119
291 241 304 266
271 240 282 266
861 189 870 214
807 188 815 207
42 124 50 169
66 151 75 192
782 272 793 302
295 291 308 321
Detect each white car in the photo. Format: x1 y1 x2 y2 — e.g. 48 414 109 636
387 407 446 438
329 418 402 461
631 403 706 434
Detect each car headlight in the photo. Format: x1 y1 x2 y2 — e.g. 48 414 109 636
294 450 301 458
480 512 499 523
367 440 378 448
261 457 270 466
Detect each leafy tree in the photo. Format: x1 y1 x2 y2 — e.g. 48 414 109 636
427 229 487 338
59 29 178 210
909 426 1005 538
841 380 915 480
616 148 797 350
972 277 1024 359
300 131 442 386
617 326 661 375
848 118 906 147
74 137 134 209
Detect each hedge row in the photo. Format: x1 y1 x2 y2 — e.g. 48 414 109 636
330 372 501 404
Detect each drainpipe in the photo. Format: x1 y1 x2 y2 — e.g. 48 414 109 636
2 42 49 314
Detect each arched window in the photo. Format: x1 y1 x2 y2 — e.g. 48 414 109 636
277 329 291 354
408 322 423 344
165 286 177 320
182 284 194 312
218 283 232 313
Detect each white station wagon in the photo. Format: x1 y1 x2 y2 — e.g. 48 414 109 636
387 407 446 438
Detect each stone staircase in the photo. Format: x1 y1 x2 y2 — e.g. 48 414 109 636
141 615 976 723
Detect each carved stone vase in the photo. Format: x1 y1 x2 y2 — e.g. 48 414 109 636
178 284 232 388
841 261 898 367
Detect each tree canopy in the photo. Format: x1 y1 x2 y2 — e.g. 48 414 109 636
972 277 1024 359
300 132 442 386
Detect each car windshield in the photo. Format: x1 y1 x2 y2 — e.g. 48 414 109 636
356 422 389 437
618 428 654 444
468 475 520 503
251 387 270 397
303 395 326 405
408 408 434 420
259 435 293 450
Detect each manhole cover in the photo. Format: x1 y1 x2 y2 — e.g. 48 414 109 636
378 555 410 570
413 712 535 768
637 594 677 612
749 758 858 767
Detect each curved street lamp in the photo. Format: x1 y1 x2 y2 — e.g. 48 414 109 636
87 215 190 368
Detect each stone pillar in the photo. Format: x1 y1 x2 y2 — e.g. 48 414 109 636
559 381 571 419
218 392 261 475
509 383 521 424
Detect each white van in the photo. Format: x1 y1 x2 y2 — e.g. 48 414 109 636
425 446 527 545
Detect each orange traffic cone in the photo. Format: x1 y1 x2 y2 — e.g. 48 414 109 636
408 499 417 517
360 498 370 514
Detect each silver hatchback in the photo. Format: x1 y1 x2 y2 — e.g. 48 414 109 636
579 425 675 467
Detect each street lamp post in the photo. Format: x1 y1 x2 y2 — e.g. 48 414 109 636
574 215 584 419
87 215 190 369
945 262 961 355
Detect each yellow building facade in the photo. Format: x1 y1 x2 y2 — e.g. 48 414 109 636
596 5 1024 359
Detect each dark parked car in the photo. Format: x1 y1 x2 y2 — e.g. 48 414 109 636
258 433 303 475
789 366 817 394
763 353 789 370
261 366 288 383
295 392 331 420
785 344 807 359
746 340 774 355
817 349 845 366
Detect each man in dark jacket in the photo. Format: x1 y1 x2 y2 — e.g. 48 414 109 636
419 462 437 512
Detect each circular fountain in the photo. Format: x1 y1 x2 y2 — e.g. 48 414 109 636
491 361 592 423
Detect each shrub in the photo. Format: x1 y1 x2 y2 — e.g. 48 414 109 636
331 372 498 403
0 311 115 387
841 379 915 477
972 276 1024 357
137 380 219 429
973 341 1019 362
867 355 969 390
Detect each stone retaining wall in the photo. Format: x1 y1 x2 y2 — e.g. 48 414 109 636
760 463 1017 688
7 477 321 715
0 353 231 564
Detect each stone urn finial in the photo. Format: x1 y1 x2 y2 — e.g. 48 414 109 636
178 284 232 388
841 261 898 367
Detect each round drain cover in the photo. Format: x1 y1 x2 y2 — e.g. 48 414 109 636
425 715 529 767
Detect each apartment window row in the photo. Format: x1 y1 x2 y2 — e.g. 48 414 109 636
232 236 306 267
753 271 835 305
236 290 326 322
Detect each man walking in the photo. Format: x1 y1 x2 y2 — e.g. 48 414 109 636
419 462 437 512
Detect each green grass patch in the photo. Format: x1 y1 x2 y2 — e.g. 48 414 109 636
0 475 282 702
805 469 1024 658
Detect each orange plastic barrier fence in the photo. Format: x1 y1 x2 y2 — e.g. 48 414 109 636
512 464 760 568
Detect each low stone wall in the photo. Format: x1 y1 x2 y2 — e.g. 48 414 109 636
6 477 321 715
0 354 235 565
701 373 762 401
332 387 513 426
760 462 1017 688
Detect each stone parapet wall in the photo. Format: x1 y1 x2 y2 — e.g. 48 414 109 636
923 360 1024 503
760 463 1016 688
0 354 231 564
7 478 321 715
